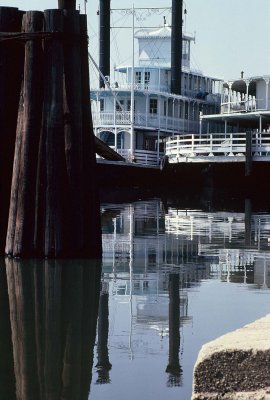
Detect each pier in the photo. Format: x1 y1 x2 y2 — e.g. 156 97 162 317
192 315 270 399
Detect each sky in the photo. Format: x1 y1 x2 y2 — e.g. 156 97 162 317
1 0 270 82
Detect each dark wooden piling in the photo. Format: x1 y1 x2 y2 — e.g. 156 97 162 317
42 9 66 257
5 3 101 258
6 11 44 257
62 8 85 253
0 7 24 252
245 130 252 177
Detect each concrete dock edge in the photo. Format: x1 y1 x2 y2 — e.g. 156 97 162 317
192 315 270 400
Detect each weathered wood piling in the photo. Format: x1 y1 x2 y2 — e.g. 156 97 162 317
0 7 24 252
2 0 101 258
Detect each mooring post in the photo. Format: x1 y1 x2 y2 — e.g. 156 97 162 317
5 2 101 258
245 130 252 177
0 7 24 252
41 9 66 257
6 11 44 257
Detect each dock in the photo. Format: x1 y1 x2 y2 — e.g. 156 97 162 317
192 315 270 399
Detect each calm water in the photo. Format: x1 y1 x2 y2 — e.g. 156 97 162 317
1 194 270 399
92 196 270 400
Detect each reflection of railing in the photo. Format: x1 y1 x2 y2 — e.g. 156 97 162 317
166 132 270 163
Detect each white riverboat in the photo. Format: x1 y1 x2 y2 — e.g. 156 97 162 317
90 1 222 167
166 75 270 164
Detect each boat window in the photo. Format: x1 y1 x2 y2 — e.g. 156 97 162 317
127 100 136 112
115 100 124 111
100 98 104 112
145 71 151 85
149 98 157 114
164 100 167 116
182 39 190 60
135 71 142 84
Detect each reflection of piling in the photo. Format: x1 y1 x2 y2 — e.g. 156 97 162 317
96 282 112 384
6 260 40 399
166 273 182 387
0 263 16 399
245 198 252 246
5 259 101 399
0 7 24 252
4 1 101 258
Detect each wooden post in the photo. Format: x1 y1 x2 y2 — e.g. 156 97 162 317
245 130 252 177
6 11 44 257
6 6 101 258
0 7 24 252
36 9 67 257
62 9 85 253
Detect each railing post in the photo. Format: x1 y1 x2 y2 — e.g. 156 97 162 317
191 134 194 156
210 133 213 156
229 133 233 156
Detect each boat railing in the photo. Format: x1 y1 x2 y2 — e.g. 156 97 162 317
111 82 170 92
92 111 200 133
221 98 261 114
117 148 164 166
166 131 270 163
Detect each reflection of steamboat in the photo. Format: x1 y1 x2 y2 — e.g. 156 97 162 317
96 199 270 389
101 200 270 298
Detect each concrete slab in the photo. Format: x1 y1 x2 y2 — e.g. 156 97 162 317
192 315 270 400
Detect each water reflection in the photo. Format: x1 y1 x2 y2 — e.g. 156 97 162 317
1 259 101 400
96 282 112 385
93 198 270 400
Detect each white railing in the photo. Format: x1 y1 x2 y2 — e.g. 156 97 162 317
93 111 131 125
166 132 270 163
92 111 200 133
98 148 164 166
221 99 259 114
117 149 164 166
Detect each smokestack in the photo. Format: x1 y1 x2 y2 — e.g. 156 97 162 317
171 0 183 95
99 0 110 88
58 0 76 9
